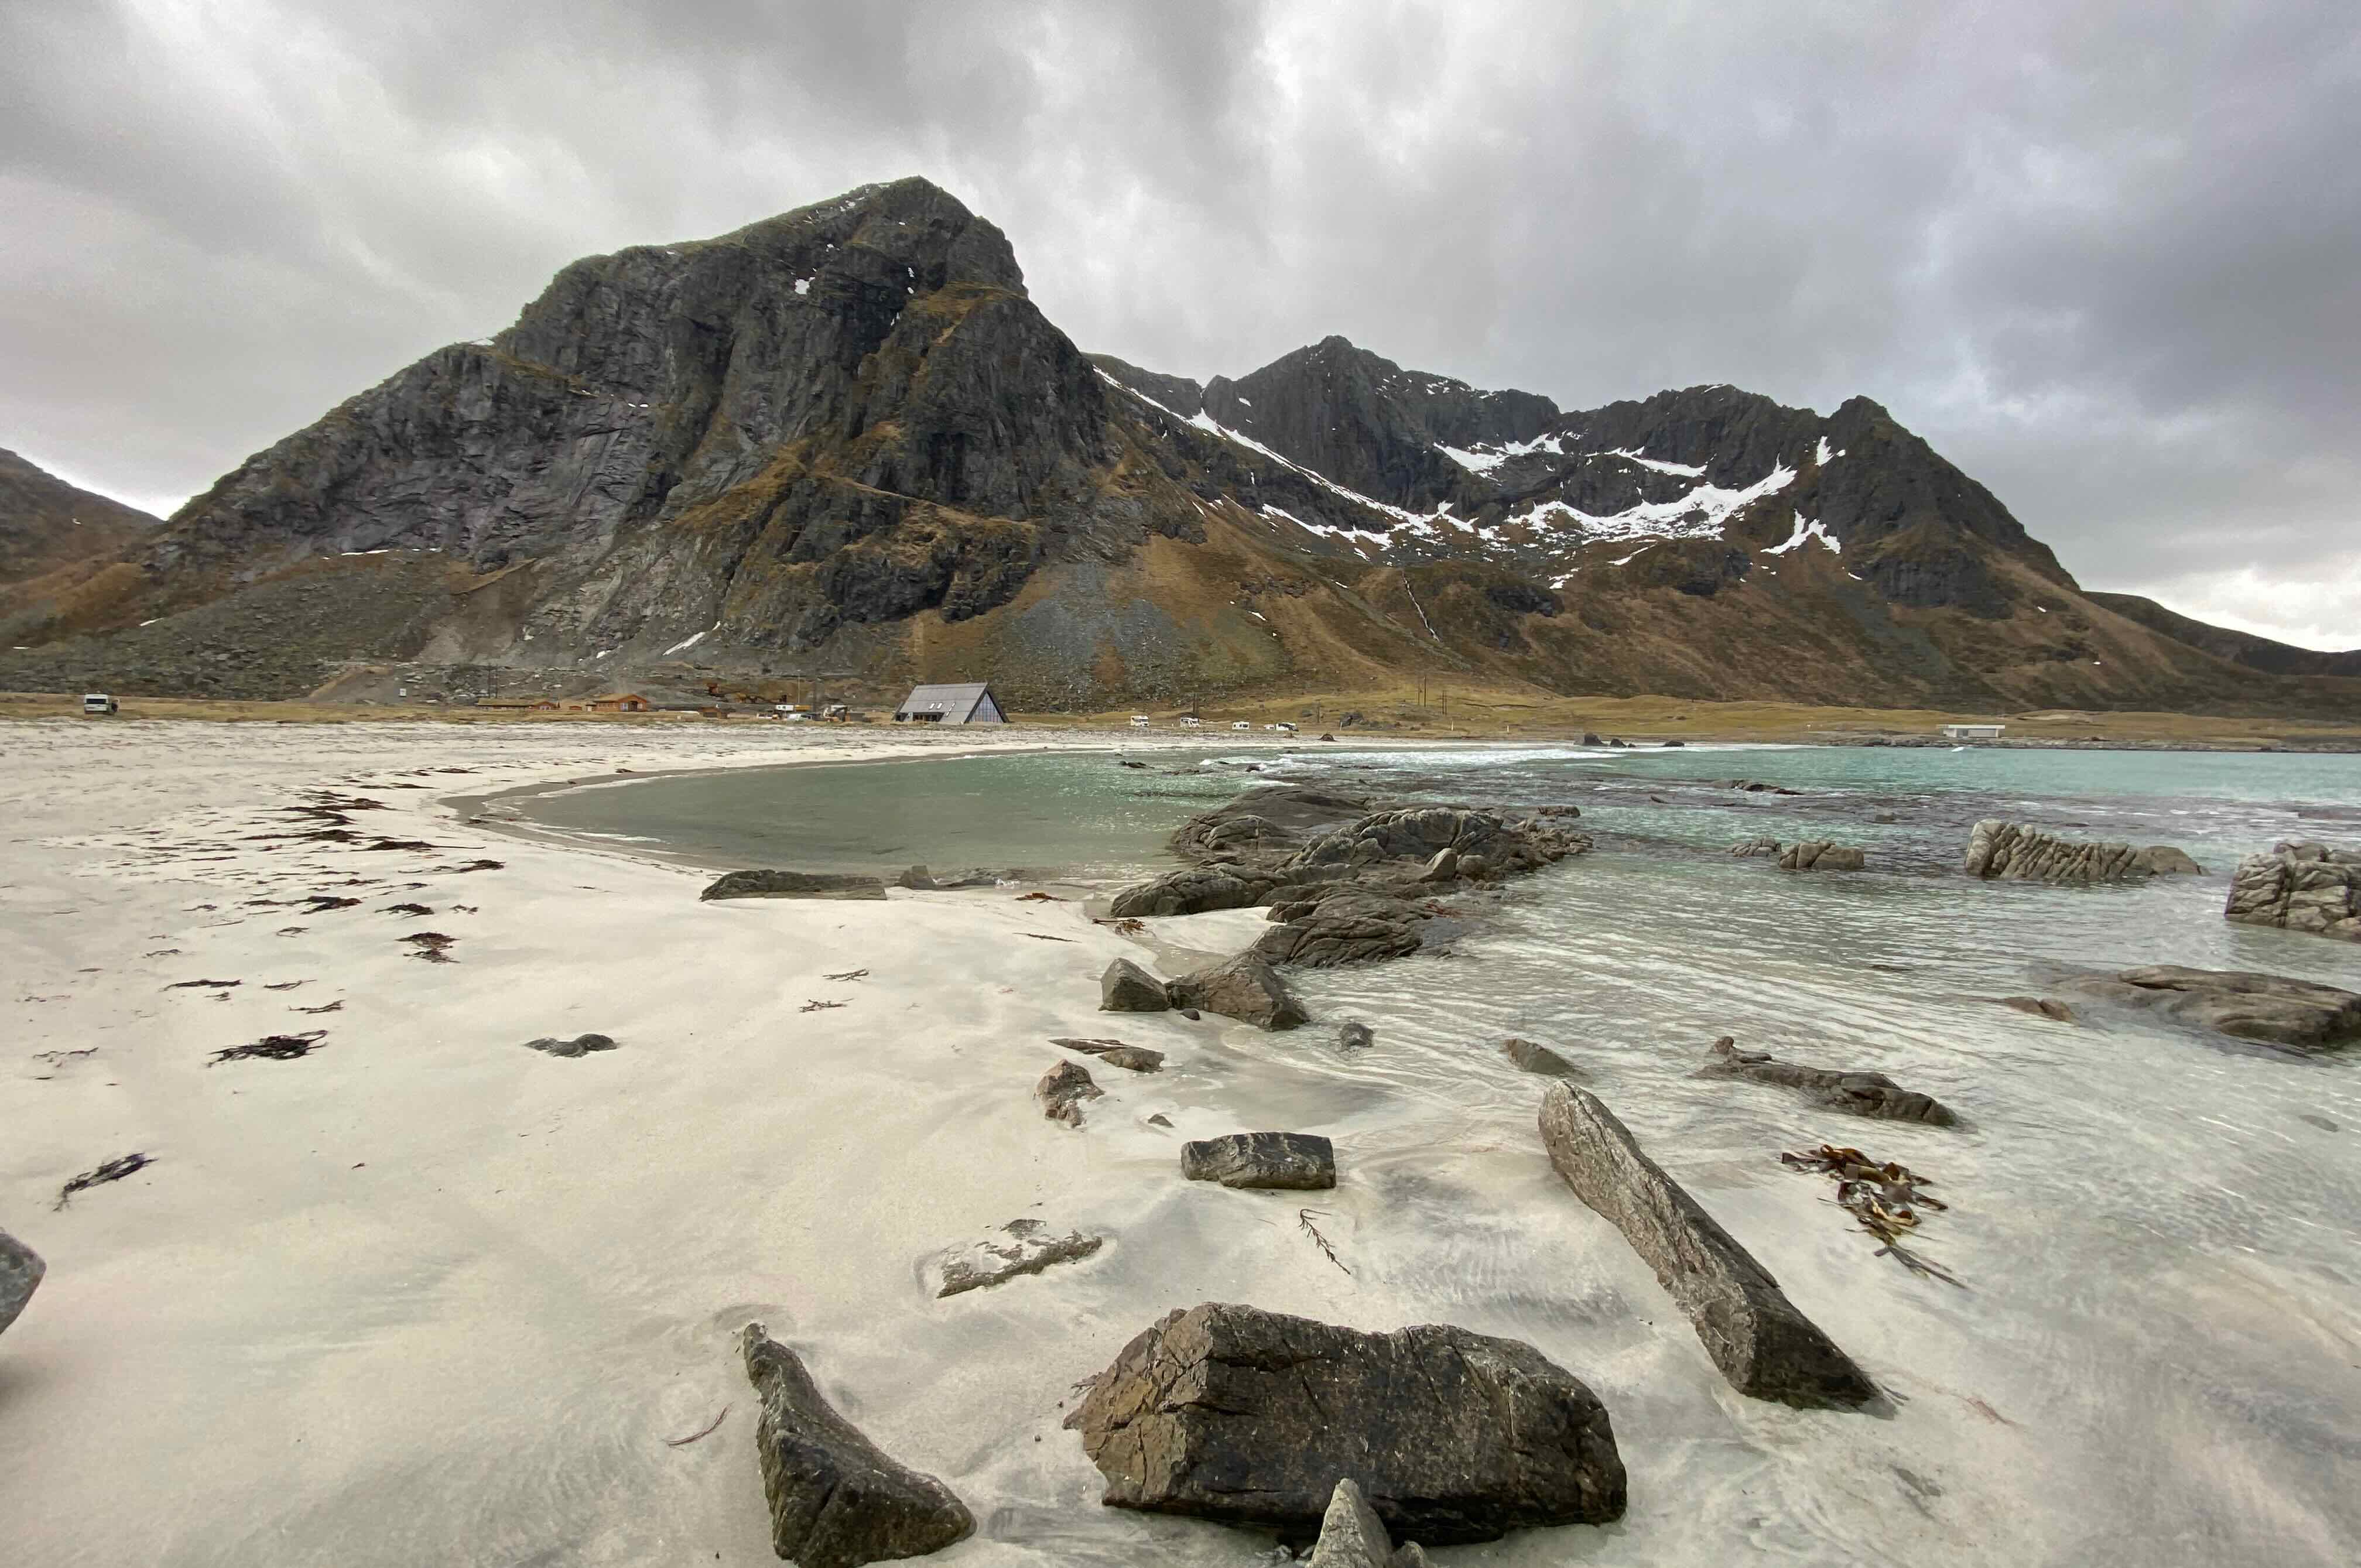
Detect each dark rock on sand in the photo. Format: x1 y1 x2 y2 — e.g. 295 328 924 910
738 1322 974 1567
1099 958 1171 1012
1337 1021 1374 1050
895 864 937 891
1998 996 2078 1022
2224 841 2361 942
1962 820 2199 885
1038 1060 1104 1126
1109 865 1278 919
929 1219 1105 1297
1309 1478 1432 1567
1538 1084 1878 1409
1778 841 1866 871
1166 954 1308 1030
1 1227 45 1337
1064 1302 1625 1544
2068 964 2361 1050
1053 1038 1165 1073
1502 1038 1580 1077
1696 1037 1956 1125
1182 1132 1336 1190
701 869 888 902
522 1032 619 1058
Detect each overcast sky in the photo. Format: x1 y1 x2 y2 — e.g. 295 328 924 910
4 1 2355 648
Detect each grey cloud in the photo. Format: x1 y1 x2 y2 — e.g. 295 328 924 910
2 0 2352 646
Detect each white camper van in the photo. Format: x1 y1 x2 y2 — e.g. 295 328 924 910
81 693 118 716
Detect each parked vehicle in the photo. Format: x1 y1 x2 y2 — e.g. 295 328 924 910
81 693 118 716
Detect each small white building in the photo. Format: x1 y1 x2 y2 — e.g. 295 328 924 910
893 683 1008 724
1942 723 2006 741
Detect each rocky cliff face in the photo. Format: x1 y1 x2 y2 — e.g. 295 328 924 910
2 176 2353 718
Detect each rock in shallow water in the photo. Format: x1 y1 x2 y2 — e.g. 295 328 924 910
2067 964 2361 1049
1182 1132 1336 1190
929 1218 1105 1297
1 1228 45 1337
1099 957 1170 1012
1052 1037 1164 1072
1961 821 2195 885
2224 841 2361 942
738 1323 974 1567
1777 840 1866 871
1538 1084 1878 1409
700 869 887 902
1501 1038 1580 1077
1308 1478 1432 1566
1695 1036 1956 1125
1064 1302 1626 1544
1037 1060 1103 1127
1168 953 1308 1030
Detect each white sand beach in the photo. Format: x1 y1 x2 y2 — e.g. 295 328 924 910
3 719 2353 1567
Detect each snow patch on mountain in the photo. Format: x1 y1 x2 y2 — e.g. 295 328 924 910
1436 433 1566 475
1765 512 1840 556
1605 448 1708 478
1511 461 1797 545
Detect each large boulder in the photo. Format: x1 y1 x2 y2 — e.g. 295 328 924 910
1961 821 2196 885
1777 841 1865 872
1099 957 1171 1012
1254 886 1433 968
1308 1479 1432 1567
2066 964 2361 1049
1063 1302 1626 1544
1166 954 1308 1030
1181 1131 1336 1190
701 869 888 902
1 1227 44 1337
1168 786 1375 860
738 1323 974 1567
2224 841 2361 942
1695 1037 1956 1125
928 1219 1104 1298
1109 866 1278 919
1538 1084 1878 1409
1291 806 1579 878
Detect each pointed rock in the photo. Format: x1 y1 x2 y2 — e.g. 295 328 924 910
1165 953 1307 1030
1308 1478 1430 1567
738 1321 974 1567
1538 1083 1878 1409
1099 958 1170 1012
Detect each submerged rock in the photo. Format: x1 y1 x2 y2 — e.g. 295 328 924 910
1695 1037 1956 1125
1777 841 1866 871
738 1323 974 1567
1182 1131 1336 1190
1064 1302 1626 1543
701 869 888 902
1997 996 2078 1022
1501 1038 1580 1077
2068 964 2361 1049
1308 1478 1432 1567
2223 841 2361 942
1037 1060 1104 1126
1337 1021 1374 1050
522 1032 618 1058
929 1219 1105 1297
1053 1037 1165 1073
1 1227 44 1337
1962 821 2196 885
1538 1084 1878 1409
1254 886 1433 968
1167 953 1308 1030
1099 957 1171 1012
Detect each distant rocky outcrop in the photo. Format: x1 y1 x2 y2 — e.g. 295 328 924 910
2224 841 2361 942
738 1322 974 1567
1539 1084 1878 1409
1695 1037 1956 1125
700 869 888 902
2065 965 2361 1050
1962 821 2201 884
1 1227 43 1337
1064 1302 1627 1543
1777 841 1865 871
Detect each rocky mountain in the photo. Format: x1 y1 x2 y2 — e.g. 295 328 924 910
2 176 2353 719
2086 593 2361 680
0 449 162 643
